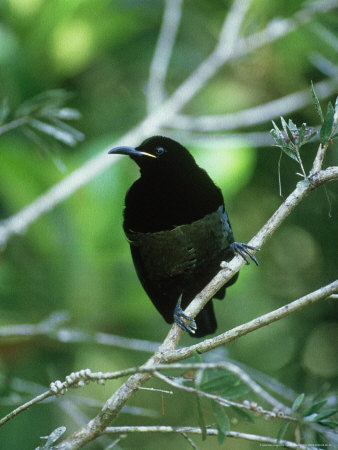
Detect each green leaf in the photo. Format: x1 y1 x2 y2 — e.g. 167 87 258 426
222 383 251 399
302 399 327 416
50 118 85 142
311 81 324 122
318 420 338 429
280 117 295 144
0 97 10 125
315 431 329 447
16 90 72 116
271 120 299 162
277 422 290 443
270 129 285 148
230 405 254 423
211 400 230 445
288 119 297 132
271 121 285 144
297 124 307 146
292 393 305 412
303 413 319 422
315 409 337 421
281 117 289 134
195 394 207 441
320 102 334 144
200 374 239 393
38 107 81 121
303 130 317 143
29 118 79 146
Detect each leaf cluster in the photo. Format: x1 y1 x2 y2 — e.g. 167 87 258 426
0 90 84 167
182 366 252 445
277 392 338 444
270 84 338 177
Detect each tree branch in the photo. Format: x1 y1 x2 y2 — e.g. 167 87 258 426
0 360 290 427
1 0 334 248
152 370 296 421
55 154 337 447
104 426 319 450
147 0 183 112
164 279 338 362
168 78 337 131
0 312 160 353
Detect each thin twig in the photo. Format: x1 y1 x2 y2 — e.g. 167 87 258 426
310 142 330 175
104 426 318 450
0 117 29 135
0 0 335 248
168 78 337 131
0 317 160 353
153 370 297 421
165 279 338 362
55 162 337 448
5 1 328 250
0 391 51 427
0 360 291 426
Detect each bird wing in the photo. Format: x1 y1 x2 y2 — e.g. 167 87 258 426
126 206 236 321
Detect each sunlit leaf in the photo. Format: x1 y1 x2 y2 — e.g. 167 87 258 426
288 119 297 132
16 90 73 116
47 107 81 120
29 118 78 146
292 393 305 412
303 413 319 422
50 118 85 142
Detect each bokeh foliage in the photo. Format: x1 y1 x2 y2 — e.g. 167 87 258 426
0 0 337 448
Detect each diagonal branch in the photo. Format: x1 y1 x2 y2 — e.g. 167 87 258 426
147 0 183 112
55 162 337 448
164 279 338 362
174 167 338 332
2 0 334 248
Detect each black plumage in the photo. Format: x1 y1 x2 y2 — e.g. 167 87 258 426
109 136 257 337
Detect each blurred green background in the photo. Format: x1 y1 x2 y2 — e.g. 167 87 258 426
0 0 337 448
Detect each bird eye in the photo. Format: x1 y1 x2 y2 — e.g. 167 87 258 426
155 147 166 156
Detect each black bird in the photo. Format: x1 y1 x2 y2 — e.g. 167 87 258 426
108 136 257 337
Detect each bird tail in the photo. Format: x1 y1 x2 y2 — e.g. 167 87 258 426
192 300 217 338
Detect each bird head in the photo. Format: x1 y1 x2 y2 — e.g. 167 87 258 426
108 136 196 173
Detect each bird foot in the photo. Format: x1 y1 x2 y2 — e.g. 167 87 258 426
230 242 260 266
174 295 197 334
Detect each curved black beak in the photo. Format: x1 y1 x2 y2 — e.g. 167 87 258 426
108 146 156 158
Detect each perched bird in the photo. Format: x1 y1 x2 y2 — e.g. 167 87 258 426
109 136 257 337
